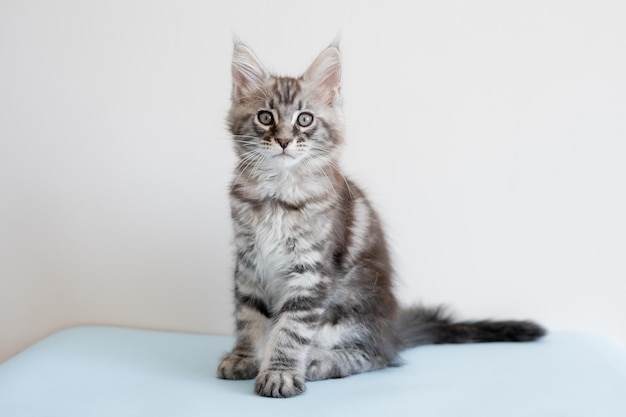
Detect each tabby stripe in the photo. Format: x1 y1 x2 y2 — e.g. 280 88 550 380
274 78 301 105
274 193 333 212
270 357 298 372
291 311 321 324
289 262 324 275
230 185 263 209
235 289 271 318
280 328 311 345
318 118 341 144
345 197 371 264
236 252 256 272
279 296 322 314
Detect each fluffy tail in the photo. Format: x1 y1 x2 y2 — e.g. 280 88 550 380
395 305 546 350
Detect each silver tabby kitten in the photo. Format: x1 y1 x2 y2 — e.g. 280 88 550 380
217 42 545 398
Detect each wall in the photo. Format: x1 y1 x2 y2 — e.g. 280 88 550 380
1 0 624 362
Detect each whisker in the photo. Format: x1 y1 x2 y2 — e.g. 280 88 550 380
233 134 261 141
314 160 339 199
237 151 263 172
231 150 264 191
307 148 353 200
250 150 267 181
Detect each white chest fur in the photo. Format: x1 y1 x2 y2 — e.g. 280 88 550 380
254 205 295 279
231 169 335 307
250 200 332 309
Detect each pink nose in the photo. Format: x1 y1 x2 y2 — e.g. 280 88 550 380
276 138 292 149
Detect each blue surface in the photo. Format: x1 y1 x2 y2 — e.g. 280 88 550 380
1 326 625 416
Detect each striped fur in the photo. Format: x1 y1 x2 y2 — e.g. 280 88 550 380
217 43 545 398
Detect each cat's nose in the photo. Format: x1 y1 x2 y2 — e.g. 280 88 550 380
276 138 292 149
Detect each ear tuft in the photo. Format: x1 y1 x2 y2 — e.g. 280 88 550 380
231 43 269 101
303 46 342 106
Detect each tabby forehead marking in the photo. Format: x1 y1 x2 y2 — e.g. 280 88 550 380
273 78 301 106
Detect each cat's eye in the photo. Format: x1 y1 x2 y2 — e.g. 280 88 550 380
296 112 314 127
257 111 274 126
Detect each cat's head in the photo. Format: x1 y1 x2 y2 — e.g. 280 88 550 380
227 43 344 173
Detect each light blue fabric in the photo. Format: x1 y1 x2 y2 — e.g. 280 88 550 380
1 326 625 416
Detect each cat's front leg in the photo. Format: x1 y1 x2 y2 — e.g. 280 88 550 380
217 284 269 380
255 277 327 398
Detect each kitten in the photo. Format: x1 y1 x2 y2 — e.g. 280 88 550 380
217 42 545 398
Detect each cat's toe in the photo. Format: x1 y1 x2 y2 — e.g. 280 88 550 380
217 353 259 380
255 370 306 398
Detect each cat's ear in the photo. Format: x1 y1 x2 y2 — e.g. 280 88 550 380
231 43 269 101
303 45 342 106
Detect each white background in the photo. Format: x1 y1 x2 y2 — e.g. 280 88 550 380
1 0 625 362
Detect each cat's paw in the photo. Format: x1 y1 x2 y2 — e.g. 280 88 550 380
255 370 306 398
217 352 259 380
306 359 330 381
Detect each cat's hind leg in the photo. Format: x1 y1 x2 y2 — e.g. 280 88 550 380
305 321 397 381
305 345 393 381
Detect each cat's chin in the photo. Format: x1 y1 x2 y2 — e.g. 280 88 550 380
269 152 302 168
273 153 294 160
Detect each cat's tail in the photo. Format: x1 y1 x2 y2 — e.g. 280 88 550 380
395 305 546 350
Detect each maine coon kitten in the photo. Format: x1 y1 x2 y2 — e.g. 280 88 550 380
217 42 545 398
